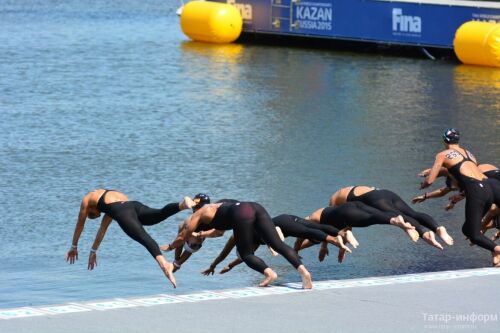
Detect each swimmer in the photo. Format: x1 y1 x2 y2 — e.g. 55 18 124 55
166 195 239 271
421 128 500 266
304 202 417 261
202 214 355 274
163 200 313 289
65 189 195 288
416 163 500 210
330 186 453 249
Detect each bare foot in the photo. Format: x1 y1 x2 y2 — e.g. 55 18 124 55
436 226 454 246
297 265 312 289
422 231 444 250
344 230 359 248
275 227 285 241
318 246 328 262
259 268 278 287
162 262 177 288
492 252 500 267
338 248 346 263
268 246 279 257
326 235 352 254
180 196 196 210
390 216 419 242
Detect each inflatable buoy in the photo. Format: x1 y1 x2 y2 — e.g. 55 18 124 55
454 21 500 68
180 1 243 43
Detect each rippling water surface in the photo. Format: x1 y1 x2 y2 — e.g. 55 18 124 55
0 0 499 307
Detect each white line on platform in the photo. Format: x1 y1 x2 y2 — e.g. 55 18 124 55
1 268 500 320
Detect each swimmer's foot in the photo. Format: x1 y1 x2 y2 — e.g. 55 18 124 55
268 227 284 256
390 215 419 242
276 226 285 241
318 246 328 262
180 196 196 210
162 262 177 288
327 235 352 254
492 252 500 267
259 268 278 287
297 265 312 289
422 231 444 250
436 226 454 246
344 230 359 248
338 248 346 263
268 246 279 257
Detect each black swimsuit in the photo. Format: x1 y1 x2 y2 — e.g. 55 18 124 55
207 202 303 273
445 151 500 251
346 187 439 236
96 190 181 257
320 202 394 229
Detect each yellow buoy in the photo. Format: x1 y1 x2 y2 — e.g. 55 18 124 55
454 21 500 68
180 1 243 44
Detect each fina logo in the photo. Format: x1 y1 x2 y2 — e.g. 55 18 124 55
392 8 421 33
227 0 252 20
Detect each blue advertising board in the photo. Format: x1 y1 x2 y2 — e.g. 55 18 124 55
221 0 500 48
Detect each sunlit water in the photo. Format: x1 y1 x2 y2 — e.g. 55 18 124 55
0 0 499 308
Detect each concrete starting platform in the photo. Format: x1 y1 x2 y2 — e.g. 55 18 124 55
1 268 500 332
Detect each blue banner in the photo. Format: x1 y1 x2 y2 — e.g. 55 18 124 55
220 0 500 48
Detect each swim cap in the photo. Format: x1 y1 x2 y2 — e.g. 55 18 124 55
193 193 210 210
443 128 460 144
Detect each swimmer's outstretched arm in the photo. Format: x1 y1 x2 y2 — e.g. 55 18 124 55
219 242 260 274
446 192 465 210
66 195 91 264
195 229 225 239
164 204 220 251
88 215 112 270
172 250 193 272
421 153 446 189
412 187 455 204
165 212 201 251
202 236 237 275
481 205 500 234
418 167 448 178
220 257 243 274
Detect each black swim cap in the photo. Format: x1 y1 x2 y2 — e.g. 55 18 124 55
443 128 460 144
193 193 210 210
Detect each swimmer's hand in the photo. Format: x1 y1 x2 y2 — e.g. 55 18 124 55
446 194 462 211
88 252 97 270
220 265 232 274
201 265 215 276
420 181 430 189
160 244 172 251
318 246 329 262
412 195 426 204
418 169 431 177
65 248 78 264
